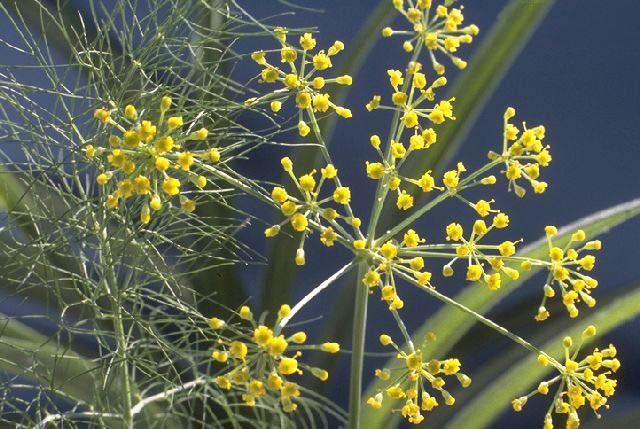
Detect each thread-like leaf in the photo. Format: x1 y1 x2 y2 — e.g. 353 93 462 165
0 315 102 404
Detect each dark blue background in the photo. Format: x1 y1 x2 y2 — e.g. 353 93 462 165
1 1 639 427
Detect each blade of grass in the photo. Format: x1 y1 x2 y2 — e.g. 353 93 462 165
0 314 103 405
361 197 640 427
423 281 634 427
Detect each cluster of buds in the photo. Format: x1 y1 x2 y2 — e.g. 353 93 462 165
367 333 471 424
208 304 340 413
247 29 352 137
360 229 434 311
264 157 362 265
364 66 457 211
513 326 619 429
533 227 601 321
489 107 552 197
436 214 522 289
383 0 478 74
90 96 219 223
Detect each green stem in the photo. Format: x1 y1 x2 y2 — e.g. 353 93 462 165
346 32 426 429
392 268 560 368
102 230 134 427
348 262 369 429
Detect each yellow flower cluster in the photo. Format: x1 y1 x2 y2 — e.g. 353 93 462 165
247 30 352 136
265 157 361 265
367 333 470 424
489 107 552 197
382 0 479 74
208 304 340 413
438 215 522 290
364 66 462 211
91 96 218 223
532 227 601 321
361 230 434 311
513 326 619 429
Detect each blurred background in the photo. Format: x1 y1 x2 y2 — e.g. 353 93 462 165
1 0 639 427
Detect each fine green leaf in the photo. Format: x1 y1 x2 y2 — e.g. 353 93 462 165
361 197 640 427
0 0 98 59
260 0 396 313
447 286 640 428
0 315 103 404
376 0 556 233
188 0 248 314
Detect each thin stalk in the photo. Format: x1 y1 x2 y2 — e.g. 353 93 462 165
101 228 133 428
347 32 426 429
392 268 561 368
376 158 501 244
277 261 355 332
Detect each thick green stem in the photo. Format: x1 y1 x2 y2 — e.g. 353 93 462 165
346 33 426 429
348 262 369 429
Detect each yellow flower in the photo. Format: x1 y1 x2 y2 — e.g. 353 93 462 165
299 173 316 192
366 162 385 179
162 178 180 196
466 264 483 281
313 93 330 112
320 343 340 353
300 33 316 50
333 187 351 204
313 52 332 70
229 341 248 360
167 116 183 130
290 213 308 232
253 325 274 346
445 223 463 241
396 191 414 210
320 227 338 247
279 357 298 375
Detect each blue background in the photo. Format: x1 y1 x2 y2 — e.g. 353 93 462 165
1 0 639 427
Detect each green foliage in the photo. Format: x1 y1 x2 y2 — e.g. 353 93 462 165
0 0 339 426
